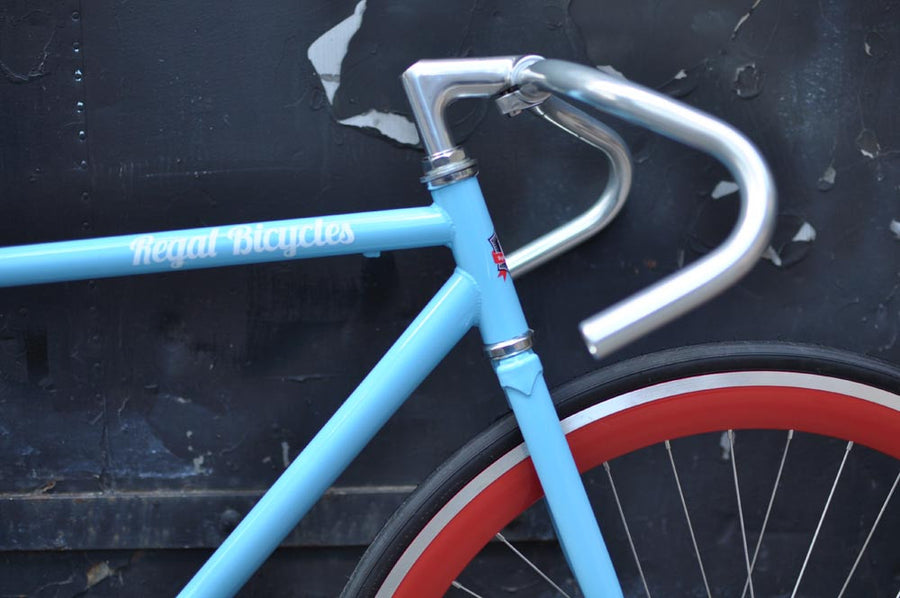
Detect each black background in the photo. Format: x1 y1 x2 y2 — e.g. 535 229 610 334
1 0 898 595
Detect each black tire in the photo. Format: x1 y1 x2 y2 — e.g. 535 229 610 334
342 343 900 597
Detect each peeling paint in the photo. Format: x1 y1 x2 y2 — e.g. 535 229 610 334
192 454 206 474
733 63 763 99
733 13 750 37
0 29 56 84
864 32 888 59
711 180 739 199
86 561 114 589
719 431 731 460
792 221 816 243
281 441 290 468
307 0 420 146
339 109 420 146
890 219 900 239
307 0 367 104
597 64 627 80
761 245 783 267
732 0 764 39
659 64 702 98
817 165 836 191
763 220 816 267
856 129 880 159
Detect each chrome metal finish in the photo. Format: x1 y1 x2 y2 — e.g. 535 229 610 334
741 430 793 598
514 59 776 358
403 56 633 269
495 533 573 598
495 88 551 117
506 96 633 277
604 462 652 598
402 55 544 158
666 439 713 598
729 431 756 598
791 441 853 598
485 330 533 360
420 147 478 189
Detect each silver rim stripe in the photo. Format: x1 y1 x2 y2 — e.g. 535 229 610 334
376 371 900 596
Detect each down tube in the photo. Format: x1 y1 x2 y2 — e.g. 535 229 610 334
179 271 479 598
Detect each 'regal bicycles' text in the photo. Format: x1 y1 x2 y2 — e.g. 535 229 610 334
129 220 356 268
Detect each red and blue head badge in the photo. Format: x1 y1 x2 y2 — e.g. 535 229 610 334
488 233 510 281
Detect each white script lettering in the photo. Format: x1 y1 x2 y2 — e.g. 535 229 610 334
130 228 219 269
225 220 355 258
130 220 356 269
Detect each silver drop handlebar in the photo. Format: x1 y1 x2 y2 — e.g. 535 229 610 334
402 56 777 359
505 95 633 278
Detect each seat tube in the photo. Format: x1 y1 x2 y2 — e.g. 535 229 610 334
430 176 623 598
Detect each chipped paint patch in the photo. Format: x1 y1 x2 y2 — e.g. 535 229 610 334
86 561 114 589
307 0 420 146
817 165 836 191
733 63 763 99
340 109 420 146
732 0 764 39
733 13 750 36
281 440 291 468
761 245 783 267
597 64 627 79
792 221 816 242
856 129 880 159
711 180 739 199
660 65 701 98
719 431 731 460
762 220 816 267
192 454 207 474
307 0 367 104
890 219 900 239
864 32 888 59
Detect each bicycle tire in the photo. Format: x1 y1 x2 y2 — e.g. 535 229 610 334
341 342 900 597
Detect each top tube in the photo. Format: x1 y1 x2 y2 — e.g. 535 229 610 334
0 206 452 288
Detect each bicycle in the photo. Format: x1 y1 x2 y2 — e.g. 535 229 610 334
3 55 899 597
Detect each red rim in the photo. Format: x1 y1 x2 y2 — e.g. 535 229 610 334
392 385 900 597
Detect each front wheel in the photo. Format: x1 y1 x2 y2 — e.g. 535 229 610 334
343 343 900 597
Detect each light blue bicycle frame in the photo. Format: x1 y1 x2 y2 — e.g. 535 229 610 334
1 175 623 597
4 54 776 597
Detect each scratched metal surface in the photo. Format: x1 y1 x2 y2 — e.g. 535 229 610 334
0 0 898 594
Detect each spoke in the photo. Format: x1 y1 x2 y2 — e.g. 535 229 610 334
451 580 487 598
604 461 652 598
790 441 853 598
728 431 755 598
495 532 572 598
741 430 793 598
665 439 712 598
837 469 900 597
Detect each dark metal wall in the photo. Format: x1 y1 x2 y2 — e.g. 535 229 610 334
1 0 898 595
